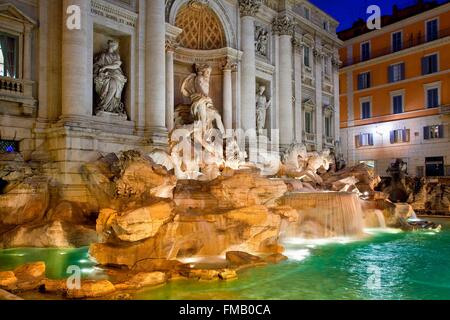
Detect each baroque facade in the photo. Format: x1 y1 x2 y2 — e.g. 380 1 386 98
0 0 342 204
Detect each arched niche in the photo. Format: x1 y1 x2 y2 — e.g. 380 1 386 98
168 0 236 48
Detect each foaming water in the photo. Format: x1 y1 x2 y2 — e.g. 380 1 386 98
281 192 364 238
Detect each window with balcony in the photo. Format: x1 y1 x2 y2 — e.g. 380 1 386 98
426 19 438 42
0 33 18 78
392 31 402 52
357 72 371 90
392 94 404 114
390 129 410 144
388 63 405 83
355 133 374 148
424 125 444 140
361 101 371 119
426 87 440 108
361 42 370 61
422 54 438 75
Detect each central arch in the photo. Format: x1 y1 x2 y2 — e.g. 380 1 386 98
168 0 236 49
175 2 226 50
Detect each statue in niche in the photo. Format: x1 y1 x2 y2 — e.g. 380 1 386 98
93 40 128 119
180 64 225 135
255 26 269 57
256 85 271 134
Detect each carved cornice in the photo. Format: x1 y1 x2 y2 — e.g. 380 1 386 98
91 0 137 28
272 15 294 36
239 0 262 17
303 98 316 112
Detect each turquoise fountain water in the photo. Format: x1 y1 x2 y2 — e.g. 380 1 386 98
1 219 449 300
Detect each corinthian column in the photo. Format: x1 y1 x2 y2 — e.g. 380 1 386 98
239 0 261 131
145 0 167 143
61 0 92 117
273 16 294 147
222 58 234 130
165 39 177 132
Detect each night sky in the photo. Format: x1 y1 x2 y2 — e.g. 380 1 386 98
308 0 449 31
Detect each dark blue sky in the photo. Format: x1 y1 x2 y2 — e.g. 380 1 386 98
308 0 449 31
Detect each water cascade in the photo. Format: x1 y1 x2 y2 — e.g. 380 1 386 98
280 192 365 239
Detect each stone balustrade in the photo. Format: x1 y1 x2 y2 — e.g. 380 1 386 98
0 76 35 115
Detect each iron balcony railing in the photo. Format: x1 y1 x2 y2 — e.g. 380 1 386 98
343 27 450 67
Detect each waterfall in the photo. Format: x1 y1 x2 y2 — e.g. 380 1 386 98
280 192 365 239
373 210 387 228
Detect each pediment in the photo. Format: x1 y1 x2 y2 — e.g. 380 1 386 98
0 3 36 26
303 98 315 110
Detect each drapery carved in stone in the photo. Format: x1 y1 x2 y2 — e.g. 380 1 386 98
255 25 269 57
238 0 262 17
175 2 226 50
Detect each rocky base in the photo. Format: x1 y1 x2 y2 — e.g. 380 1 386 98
0 251 287 300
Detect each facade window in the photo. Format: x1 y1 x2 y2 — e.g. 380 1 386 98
424 125 444 140
426 19 438 42
355 133 374 148
303 46 310 68
422 54 438 75
426 87 439 108
392 31 402 52
361 101 371 119
325 116 332 137
323 56 331 76
357 72 371 90
0 33 18 78
0 139 19 153
392 94 404 114
305 111 313 134
388 63 405 83
390 129 410 144
323 20 329 31
361 42 370 61
304 7 310 20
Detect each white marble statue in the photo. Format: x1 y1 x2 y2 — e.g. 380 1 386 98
181 64 225 135
255 26 269 57
256 85 271 134
93 40 127 118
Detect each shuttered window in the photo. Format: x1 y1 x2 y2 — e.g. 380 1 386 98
392 32 402 52
426 88 439 108
355 133 374 148
426 19 438 42
422 54 438 75
390 129 410 144
424 125 444 140
392 95 403 114
361 42 370 61
388 63 405 83
361 101 371 119
358 72 371 90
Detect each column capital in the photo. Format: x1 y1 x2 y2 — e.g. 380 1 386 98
165 38 179 52
239 0 262 17
222 57 237 72
272 15 294 36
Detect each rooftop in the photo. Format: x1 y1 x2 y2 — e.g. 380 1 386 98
338 0 450 41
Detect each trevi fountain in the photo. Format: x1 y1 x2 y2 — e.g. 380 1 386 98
0 49 446 300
